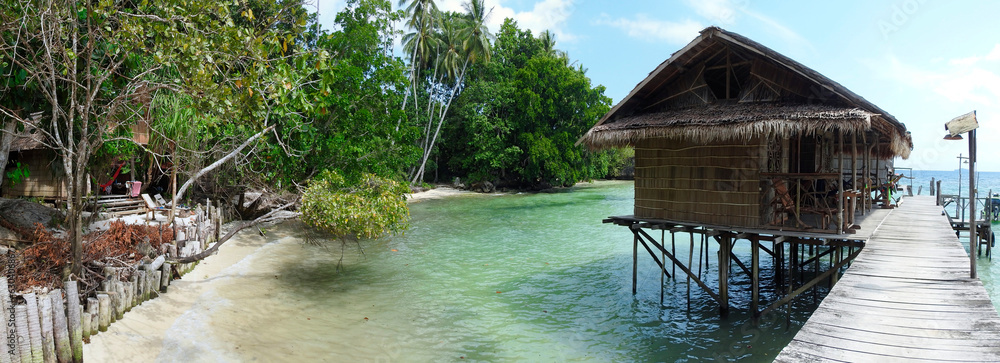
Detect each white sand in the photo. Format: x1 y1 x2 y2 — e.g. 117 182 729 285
81 224 268 362
405 186 472 202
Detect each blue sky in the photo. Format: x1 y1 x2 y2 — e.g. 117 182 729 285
314 0 1000 172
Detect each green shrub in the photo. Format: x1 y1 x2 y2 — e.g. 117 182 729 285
301 170 410 240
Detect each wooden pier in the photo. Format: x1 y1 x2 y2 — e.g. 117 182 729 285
775 196 1000 361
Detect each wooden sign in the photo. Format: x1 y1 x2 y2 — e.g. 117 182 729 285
946 110 978 136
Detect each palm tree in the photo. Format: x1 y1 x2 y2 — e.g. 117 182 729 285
538 30 566 59
410 0 494 184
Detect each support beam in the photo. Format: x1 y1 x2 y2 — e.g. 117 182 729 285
634 228 722 304
758 247 862 317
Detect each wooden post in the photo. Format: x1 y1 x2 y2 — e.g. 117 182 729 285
837 131 845 233
24 292 44 363
137 271 147 302
751 235 760 316
80 311 91 342
718 234 730 317
937 180 943 206
161 263 171 293
832 246 841 285
632 233 638 295
115 282 126 320
97 294 111 332
64 281 82 363
152 271 162 298
671 232 676 279
970 129 978 279
39 293 55 363
660 230 665 304
85 298 98 336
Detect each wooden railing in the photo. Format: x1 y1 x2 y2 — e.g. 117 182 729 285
762 173 842 232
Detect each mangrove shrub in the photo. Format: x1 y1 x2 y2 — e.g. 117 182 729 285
301 170 410 240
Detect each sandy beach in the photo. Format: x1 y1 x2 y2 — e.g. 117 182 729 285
82 186 469 361
405 186 472 202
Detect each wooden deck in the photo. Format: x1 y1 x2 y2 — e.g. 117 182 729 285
775 196 1000 362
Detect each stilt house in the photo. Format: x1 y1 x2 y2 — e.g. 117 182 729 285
579 27 912 233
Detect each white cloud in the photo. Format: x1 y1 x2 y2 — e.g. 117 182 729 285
884 52 1000 107
595 13 703 44
436 0 576 42
948 43 1000 66
684 0 746 25
986 44 1000 61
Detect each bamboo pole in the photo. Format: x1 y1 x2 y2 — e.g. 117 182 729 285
63 282 81 363
38 295 54 363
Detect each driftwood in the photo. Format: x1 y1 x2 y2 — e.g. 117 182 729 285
170 201 298 264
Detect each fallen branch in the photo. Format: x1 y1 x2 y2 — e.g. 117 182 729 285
169 201 299 264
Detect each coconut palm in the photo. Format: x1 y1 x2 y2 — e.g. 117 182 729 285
538 30 566 59
410 0 494 184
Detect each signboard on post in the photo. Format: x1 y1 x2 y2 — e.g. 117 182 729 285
946 111 979 137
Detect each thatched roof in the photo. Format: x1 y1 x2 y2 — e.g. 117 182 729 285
579 26 912 159
9 115 46 152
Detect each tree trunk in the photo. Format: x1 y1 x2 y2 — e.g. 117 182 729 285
171 201 297 264
0 119 16 188
169 125 274 225
412 59 469 185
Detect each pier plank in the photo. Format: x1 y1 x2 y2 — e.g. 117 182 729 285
776 196 1000 361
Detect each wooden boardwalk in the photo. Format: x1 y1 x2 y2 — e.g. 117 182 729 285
775 196 1000 362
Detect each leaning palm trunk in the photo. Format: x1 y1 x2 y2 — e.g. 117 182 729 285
411 58 469 185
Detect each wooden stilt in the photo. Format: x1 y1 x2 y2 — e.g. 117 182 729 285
671 231 676 279
687 231 694 310
718 234 730 317
632 234 637 295
660 230 665 305
751 235 760 317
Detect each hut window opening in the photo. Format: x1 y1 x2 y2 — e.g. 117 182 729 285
790 135 818 174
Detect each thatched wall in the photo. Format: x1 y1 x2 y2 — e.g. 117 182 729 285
634 138 763 228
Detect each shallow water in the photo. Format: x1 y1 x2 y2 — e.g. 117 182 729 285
158 181 833 362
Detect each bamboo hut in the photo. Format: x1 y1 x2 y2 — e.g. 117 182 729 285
3 117 150 200
579 27 911 234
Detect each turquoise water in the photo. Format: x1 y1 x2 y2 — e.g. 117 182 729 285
165 181 830 362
